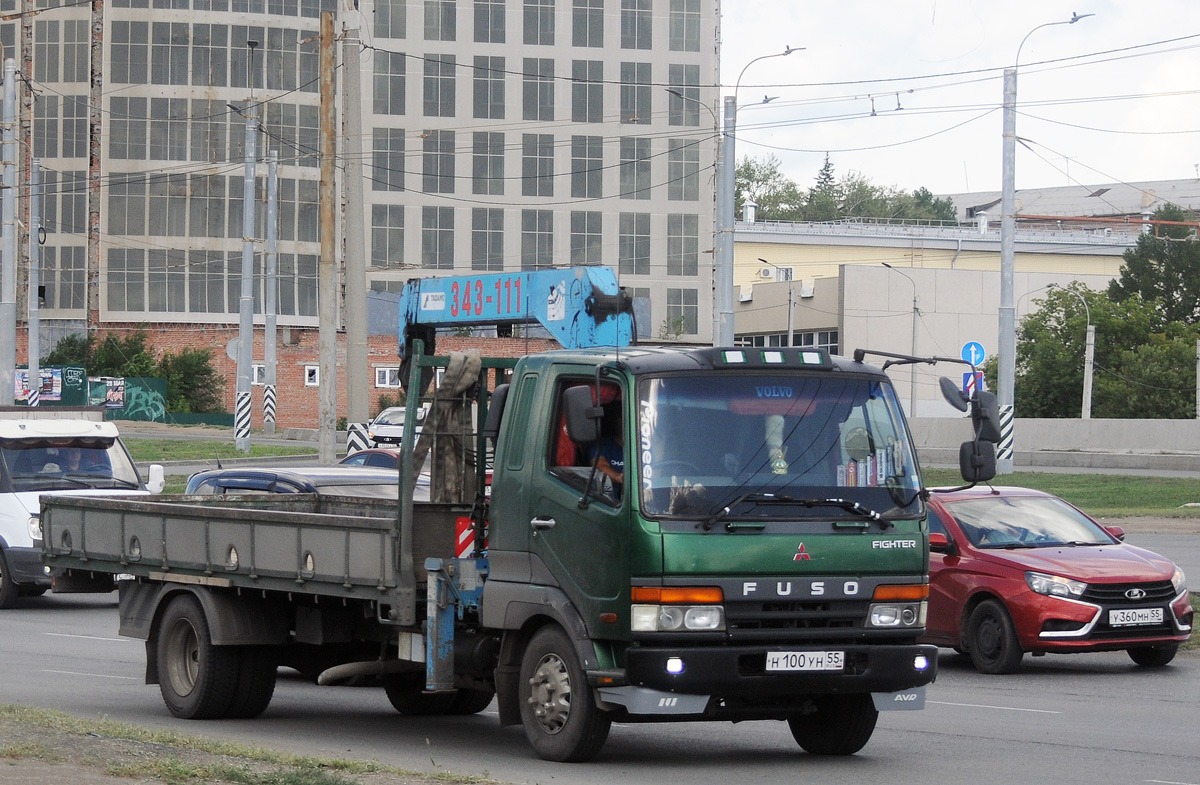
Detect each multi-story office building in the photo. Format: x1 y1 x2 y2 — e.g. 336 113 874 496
8 0 717 415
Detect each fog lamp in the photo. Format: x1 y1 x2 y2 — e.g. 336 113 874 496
665 657 685 675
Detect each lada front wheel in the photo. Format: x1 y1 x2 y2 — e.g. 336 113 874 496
518 625 611 762
966 599 1024 674
156 594 239 718
787 694 878 755
1128 644 1178 667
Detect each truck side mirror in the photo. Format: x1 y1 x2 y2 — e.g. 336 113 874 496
563 385 602 443
482 383 510 443
939 377 969 412
972 390 1002 444
146 464 165 494
959 441 996 483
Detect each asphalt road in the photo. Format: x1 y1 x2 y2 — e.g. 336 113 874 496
2 594 1198 785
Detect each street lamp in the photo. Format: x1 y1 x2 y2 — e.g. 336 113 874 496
758 258 794 348
998 13 1094 471
1047 283 1095 419
715 45 801 347
882 263 919 415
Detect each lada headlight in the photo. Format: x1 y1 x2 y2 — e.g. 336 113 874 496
1026 571 1086 599
1171 566 1186 594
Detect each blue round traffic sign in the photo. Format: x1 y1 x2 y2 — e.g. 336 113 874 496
961 341 986 366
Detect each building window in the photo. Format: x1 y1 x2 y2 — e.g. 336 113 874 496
572 0 603 47
150 98 189 161
422 129 455 194
571 60 602 123
305 365 320 386
668 0 699 51
34 20 59 83
631 286 651 339
472 131 504 195
569 210 601 266
424 0 456 41
376 367 402 388
473 56 505 119
47 246 86 310
107 248 145 312
188 173 226 238
667 213 698 276
422 206 454 269
371 203 405 267
620 62 651 124
372 128 406 192
571 135 602 199
377 0 406 38
523 0 554 45
190 100 227 163
192 24 229 87
61 96 86 158
472 208 504 271
521 133 554 197
474 0 505 43
252 364 266 385
423 55 456 117
373 50 405 115
33 95 58 159
620 0 651 49
110 21 149 84
667 287 698 335
108 174 146 236
668 139 699 201
265 28 301 91
62 19 87 82
668 64 700 126
148 249 186 313
187 249 225 314
230 25 266 90
151 22 189 86
57 172 88 234
618 212 650 275
521 209 553 270
522 58 554 121
618 137 651 199
109 97 148 160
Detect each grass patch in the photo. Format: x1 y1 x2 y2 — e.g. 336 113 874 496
922 469 1200 518
124 438 317 463
0 740 59 761
1185 595 1200 653
106 758 363 785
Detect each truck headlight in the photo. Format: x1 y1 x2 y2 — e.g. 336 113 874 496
632 604 725 632
1171 566 1186 594
28 515 42 542
867 601 926 628
1026 571 1086 599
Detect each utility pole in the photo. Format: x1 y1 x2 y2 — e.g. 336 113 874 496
234 40 259 454
342 8 368 443
0 59 16 406
714 95 736 347
19 0 31 317
264 150 278 436
317 13 337 463
27 158 39 406
86 0 103 335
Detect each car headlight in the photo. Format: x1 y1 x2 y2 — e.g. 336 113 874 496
1026 571 1086 599
631 604 725 632
28 515 43 542
867 601 926 628
1171 566 1186 594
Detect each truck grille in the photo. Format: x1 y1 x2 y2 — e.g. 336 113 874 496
724 599 870 642
1080 580 1176 606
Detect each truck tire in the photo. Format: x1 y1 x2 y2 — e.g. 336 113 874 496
1128 644 1178 667
966 599 1024 674
787 694 878 755
226 645 278 718
156 594 239 719
382 673 457 715
0 549 18 609
518 625 611 762
448 688 495 715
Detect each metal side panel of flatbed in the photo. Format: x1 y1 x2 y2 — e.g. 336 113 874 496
41 494 466 604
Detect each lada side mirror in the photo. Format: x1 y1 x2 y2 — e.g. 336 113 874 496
929 532 954 554
959 441 996 483
563 385 602 444
1103 525 1126 542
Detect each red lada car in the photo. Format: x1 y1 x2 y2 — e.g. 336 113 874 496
922 487 1192 674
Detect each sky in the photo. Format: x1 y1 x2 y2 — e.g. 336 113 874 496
718 0 1200 199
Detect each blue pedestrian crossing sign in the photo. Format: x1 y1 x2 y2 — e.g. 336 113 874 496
961 341 986 366
963 372 984 395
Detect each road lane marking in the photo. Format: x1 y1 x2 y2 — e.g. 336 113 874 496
44 633 130 643
43 670 140 681
928 700 1061 714
1147 781 1200 785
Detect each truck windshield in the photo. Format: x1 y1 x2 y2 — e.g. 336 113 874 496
0 439 143 492
637 374 921 520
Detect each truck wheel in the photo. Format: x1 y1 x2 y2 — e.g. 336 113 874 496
966 599 1024 674
448 688 495 715
0 549 18 609
156 594 239 719
382 673 457 715
518 625 611 762
226 646 278 718
787 694 878 755
1128 644 1178 667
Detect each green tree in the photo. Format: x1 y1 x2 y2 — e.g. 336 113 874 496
1107 204 1200 326
734 154 804 221
41 333 88 367
157 348 224 413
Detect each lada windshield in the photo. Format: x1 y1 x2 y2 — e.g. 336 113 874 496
637 374 921 520
0 438 143 492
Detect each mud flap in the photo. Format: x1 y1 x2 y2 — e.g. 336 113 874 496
872 685 926 711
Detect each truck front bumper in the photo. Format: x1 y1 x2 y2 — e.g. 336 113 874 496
625 642 937 699
5 545 51 588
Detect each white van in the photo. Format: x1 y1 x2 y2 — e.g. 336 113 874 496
0 417 164 608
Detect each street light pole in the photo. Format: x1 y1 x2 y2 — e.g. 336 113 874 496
715 46 799 347
882 263 919 415
998 12 1093 472
1047 283 1094 419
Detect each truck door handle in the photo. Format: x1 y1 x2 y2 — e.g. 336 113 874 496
531 516 557 531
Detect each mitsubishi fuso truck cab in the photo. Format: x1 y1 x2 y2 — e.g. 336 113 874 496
0 416 162 607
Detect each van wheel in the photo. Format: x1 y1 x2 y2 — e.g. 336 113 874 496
156 594 239 719
966 599 1024 674
787 694 878 755
383 673 457 715
1128 644 1178 667
518 625 611 762
0 549 18 609
226 646 278 718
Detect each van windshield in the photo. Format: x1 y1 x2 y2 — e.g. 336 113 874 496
636 374 921 520
0 438 143 492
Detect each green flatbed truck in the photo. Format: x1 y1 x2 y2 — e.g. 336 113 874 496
42 341 998 761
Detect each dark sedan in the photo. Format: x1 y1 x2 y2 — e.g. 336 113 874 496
185 465 426 500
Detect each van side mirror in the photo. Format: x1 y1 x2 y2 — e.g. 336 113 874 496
959 441 996 483
146 464 165 494
563 385 602 443
972 390 1002 443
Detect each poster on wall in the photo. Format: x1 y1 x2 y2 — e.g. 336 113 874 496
14 368 64 403
88 377 126 409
